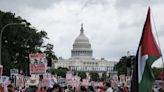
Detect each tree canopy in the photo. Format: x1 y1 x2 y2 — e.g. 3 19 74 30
152 67 164 79
0 10 51 75
90 72 99 81
114 55 135 76
78 72 87 81
47 67 68 77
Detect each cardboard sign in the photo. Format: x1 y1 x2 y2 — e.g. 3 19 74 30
29 53 47 75
30 64 46 74
66 73 72 80
93 82 103 87
82 79 89 87
39 79 50 87
16 74 24 87
74 76 80 82
29 53 46 64
119 75 126 82
10 69 18 76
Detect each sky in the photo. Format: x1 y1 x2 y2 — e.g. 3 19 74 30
0 0 164 67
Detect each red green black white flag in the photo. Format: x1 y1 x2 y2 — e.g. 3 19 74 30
131 7 161 92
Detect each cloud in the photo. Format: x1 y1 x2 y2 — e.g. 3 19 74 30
82 0 110 8
115 0 164 10
0 0 164 67
0 0 57 9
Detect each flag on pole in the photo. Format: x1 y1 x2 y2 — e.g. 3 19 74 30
131 7 161 92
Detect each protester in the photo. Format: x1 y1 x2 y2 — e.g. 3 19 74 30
100 87 105 92
64 86 69 92
88 86 95 92
121 83 128 92
22 87 27 92
80 86 87 92
153 86 158 92
14 88 19 92
7 84 15 92
42 86 47 92
104 81 113 92
26 77 39 92
0 83 4 92
51 84 60 92
4 72 162 92
160 82 164 92
47 87 51 92
36 87 41 92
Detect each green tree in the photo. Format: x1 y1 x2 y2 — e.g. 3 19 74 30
47 67 68 77
44 43 57 60
90 72 99 81
152 67 164 79
115 56 128 75
101 72 107 81
78 72 87 80
0 11 49 75
43 43 57 67
115 55 135 76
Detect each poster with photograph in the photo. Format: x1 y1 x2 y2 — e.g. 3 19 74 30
29 53 47 75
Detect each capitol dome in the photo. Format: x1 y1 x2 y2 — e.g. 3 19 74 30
71 24 93 60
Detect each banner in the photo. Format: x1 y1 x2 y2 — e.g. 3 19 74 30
113 75 118 82
0 76 10 89
29 53 46 64
30 64 46 74
16 74 24 87
72 80 80 88
119 75 126 83
39 79 50 87
52 76 57 83
73 76 80 82
29 53 47 75
66 74 80 88
93 82 103 87
70 66 108 72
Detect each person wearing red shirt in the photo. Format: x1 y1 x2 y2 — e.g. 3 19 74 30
36 87 41 92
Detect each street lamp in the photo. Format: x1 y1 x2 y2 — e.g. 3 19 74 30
0 22 26 65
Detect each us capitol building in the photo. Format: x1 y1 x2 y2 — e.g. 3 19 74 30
52 24 117 76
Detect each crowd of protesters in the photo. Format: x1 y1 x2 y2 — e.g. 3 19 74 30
0 74 163 92
4 82 164 92
4 81 134 92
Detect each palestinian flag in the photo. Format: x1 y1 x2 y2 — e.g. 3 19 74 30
131 7 161 92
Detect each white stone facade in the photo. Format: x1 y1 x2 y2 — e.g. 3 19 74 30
53 24 117 73
54 59 116 72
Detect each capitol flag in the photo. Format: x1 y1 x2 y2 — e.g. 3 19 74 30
131 7 161 92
